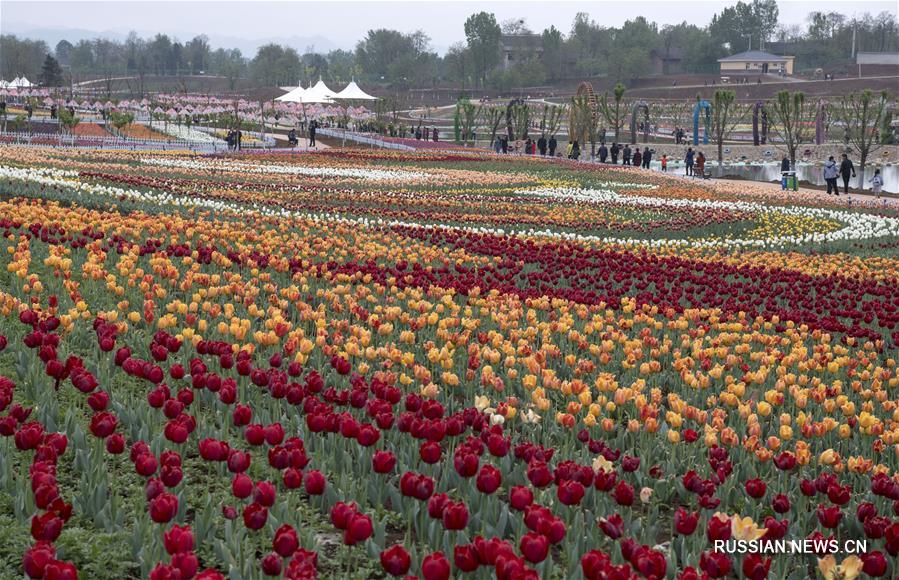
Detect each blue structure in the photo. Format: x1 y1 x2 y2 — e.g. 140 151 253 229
693 100 711 145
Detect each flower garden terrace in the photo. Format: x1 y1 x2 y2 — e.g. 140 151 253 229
0 146 897 579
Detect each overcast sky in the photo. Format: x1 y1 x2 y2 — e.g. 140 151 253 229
2 0 896 54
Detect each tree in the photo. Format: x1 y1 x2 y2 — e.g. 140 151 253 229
250 44 301 86
0 35 50 80
455 98 479 145
541 26 564 81
710 90 750 169
539 104 565 138
481 107 505 146
598 83 627 142
55 40 74 66
833 90 890 182
464 12 501 87
40 54 64 87
57 106 80 143
766 90 809 167
185 35 210 74
501 19 531 35
444 42 471 90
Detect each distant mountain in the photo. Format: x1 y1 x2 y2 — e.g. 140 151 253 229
2 23 342 55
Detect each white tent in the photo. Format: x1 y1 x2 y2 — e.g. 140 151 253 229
275 83 307 103
297 79 337 104
334 81 378 101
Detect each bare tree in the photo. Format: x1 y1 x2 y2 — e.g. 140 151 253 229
766 90 809 168
833 89 890 183
481 106 505 146
597 83 627 142
710 90 750 169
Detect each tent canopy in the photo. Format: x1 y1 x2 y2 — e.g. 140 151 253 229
275 84 306 103
295 80 337 104
335 81 378 101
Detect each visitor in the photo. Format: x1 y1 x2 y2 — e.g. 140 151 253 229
660 154 668 172
632 148 642 168
432 127 438 142
695 152 706 178
501 136 508 154
566 141 573 158
415 126 421 140
537 134 547 156
610 142 619 164
524 138 532 155
494 138 502 154
839 153 855 194
622 144 632 165
642 147 652 169
287 128 298 147
309 120 317 147
598 142 608 163
570 141 580 160
684 147 694 176
780 156 790 173
869 169 883 198
548 135 557 157
236 130 242 151
823 156 839 195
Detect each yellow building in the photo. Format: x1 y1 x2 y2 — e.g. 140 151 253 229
718 50 794 75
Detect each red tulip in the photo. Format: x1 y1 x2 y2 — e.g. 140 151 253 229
526 461 553 488
260 552 282 576
706 514 731 541
232 474 253 499
699 550 731 578
380 544 411 576
771 493 790 513
105 433 125 454
304 470 326 495
861 551 888 577
742 554 771 580
519 532 549 563
744 478 766 499
509 486 533 511
253 481 277 507
421 552 451 580
164 524 194 554
149 492 179 524
476 464 502 494
674 507 699 535
243 503 268 530
453 544 480 573
442 501 469 530
344 512 373 545
598 513 623 539
171 552 198 579
428 493 449 519
419 441 442 464
558 480 585 506
612 480 634 506
372 450 396 473
22 542 55 578
816 504 842 529
273 524 299 557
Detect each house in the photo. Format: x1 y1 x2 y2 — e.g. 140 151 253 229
718 50 794 75
499 34 544 70
650 46 683 75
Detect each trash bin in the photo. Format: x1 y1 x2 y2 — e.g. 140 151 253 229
781 171 797 192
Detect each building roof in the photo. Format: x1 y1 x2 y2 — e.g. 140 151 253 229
718 50 790 63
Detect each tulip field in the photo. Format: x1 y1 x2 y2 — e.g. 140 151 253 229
0 145 898 580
